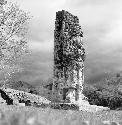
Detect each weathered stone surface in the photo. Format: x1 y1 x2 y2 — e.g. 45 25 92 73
52 10 110 112
0 87 51 106
53 10 85 104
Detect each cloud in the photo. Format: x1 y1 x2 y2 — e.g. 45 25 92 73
7 0 122 84
29 40 53 52
18 51 53 85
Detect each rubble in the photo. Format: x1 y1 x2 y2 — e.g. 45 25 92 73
0 87 51 107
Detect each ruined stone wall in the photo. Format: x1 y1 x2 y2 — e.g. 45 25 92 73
53 10 85 103
0 87 51 105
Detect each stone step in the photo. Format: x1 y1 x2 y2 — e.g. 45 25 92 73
50 102 110 112
74 99 110 112
79 104 110 112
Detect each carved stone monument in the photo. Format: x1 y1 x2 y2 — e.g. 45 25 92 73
52 10 86 104
52 10 110 112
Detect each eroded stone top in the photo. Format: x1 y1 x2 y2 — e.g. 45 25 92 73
55 10 83 39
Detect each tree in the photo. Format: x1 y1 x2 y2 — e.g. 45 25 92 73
0 0 30 85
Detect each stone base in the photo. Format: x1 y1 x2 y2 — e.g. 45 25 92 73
51 93 110 112
75 100 110 112
79 104 110 112
50 100 110 112
50 102 79 110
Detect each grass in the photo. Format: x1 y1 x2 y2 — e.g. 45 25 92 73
0 104 122 125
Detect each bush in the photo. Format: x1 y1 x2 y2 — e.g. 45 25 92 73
84 84 122 110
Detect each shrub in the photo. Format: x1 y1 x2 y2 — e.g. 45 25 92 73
84 84 122 110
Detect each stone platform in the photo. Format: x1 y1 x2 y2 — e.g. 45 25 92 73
78 103 110 112
50 101 110 112
75 99 110 112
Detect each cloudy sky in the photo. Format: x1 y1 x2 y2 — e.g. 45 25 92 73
8 0 122 85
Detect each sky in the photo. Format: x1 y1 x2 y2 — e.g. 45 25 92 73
7 0 122 85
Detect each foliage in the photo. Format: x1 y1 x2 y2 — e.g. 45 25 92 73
0 0 30 84
84 75 122 110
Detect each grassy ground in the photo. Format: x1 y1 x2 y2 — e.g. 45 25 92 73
0 104 122 125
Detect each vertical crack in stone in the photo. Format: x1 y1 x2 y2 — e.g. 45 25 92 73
52 10 86 104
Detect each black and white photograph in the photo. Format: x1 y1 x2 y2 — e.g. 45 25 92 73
0 0 122 125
